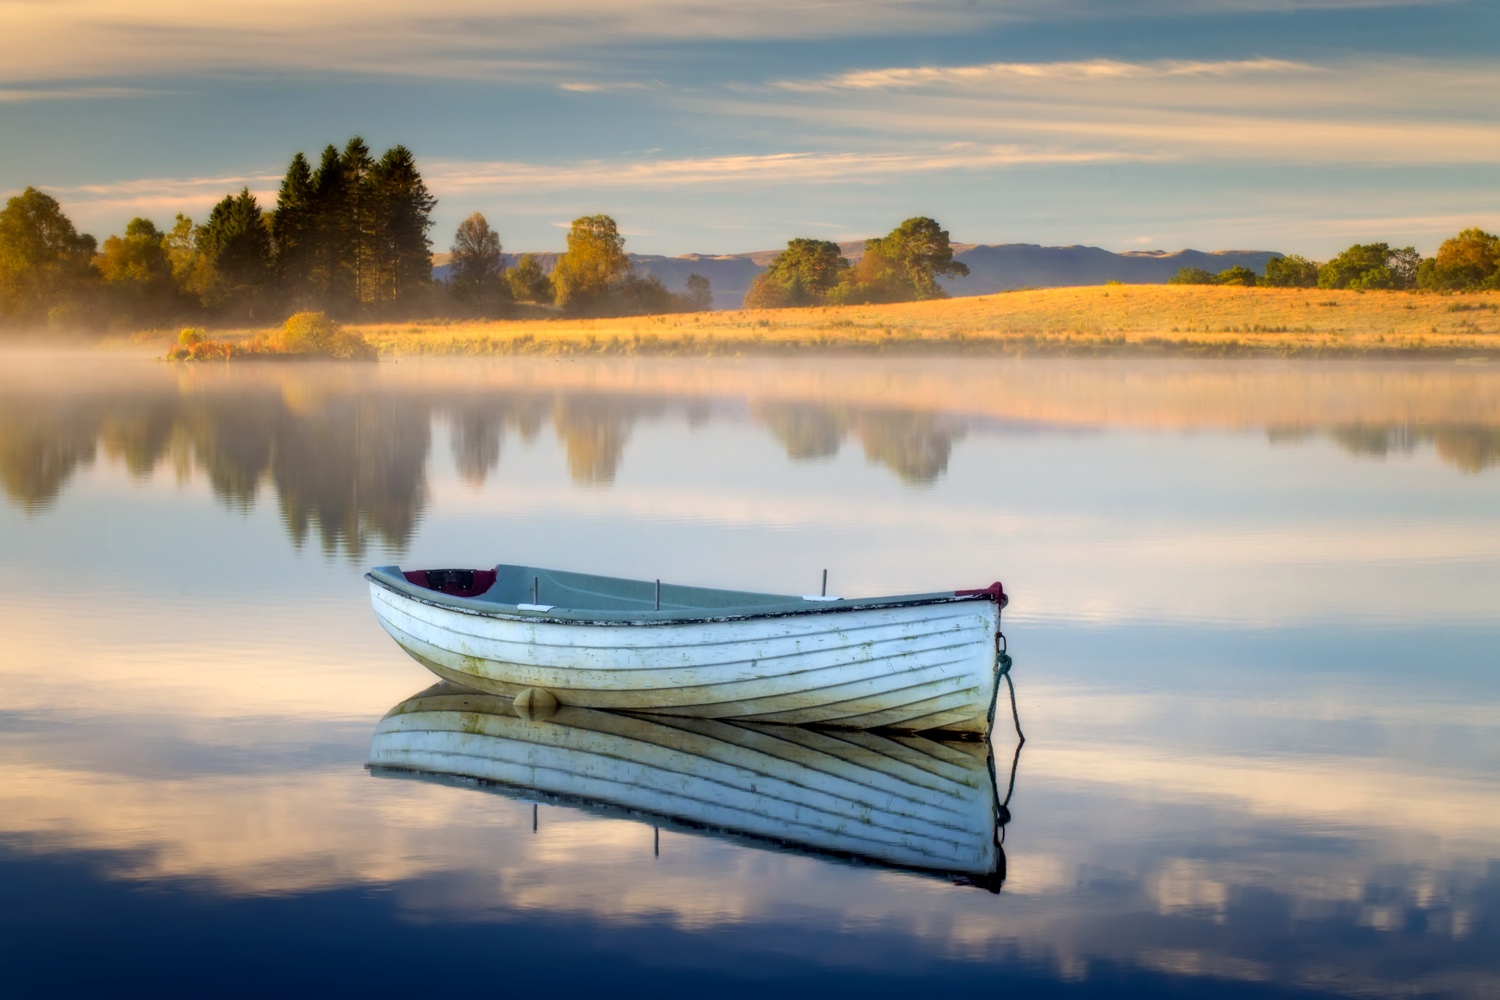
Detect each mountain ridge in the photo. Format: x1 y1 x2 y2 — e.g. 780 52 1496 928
433 242 1283 309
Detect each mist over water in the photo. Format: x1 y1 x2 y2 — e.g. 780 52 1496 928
1 353 1497 998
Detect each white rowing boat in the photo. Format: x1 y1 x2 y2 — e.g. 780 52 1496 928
366 564 1010 736
369 682 1009 888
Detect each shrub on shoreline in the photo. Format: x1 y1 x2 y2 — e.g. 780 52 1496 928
164 311 376 361
274 311 376 359
166 327 236 360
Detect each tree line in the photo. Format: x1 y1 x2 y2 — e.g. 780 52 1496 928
0 381 982 550
446 212 712 317
0 136 716 331
5 133 1498 334
0 137 440 328
1171 230 1500 291
1 137 440 330
744 217 969 309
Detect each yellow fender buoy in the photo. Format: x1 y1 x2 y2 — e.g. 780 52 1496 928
513 687 559 722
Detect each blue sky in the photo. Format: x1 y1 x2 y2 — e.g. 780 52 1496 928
1 0 1496 257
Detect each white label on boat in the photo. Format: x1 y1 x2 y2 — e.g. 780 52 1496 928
516 603 556 612
801 595 842 602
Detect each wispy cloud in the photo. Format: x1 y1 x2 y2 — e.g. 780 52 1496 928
717 57 1500 166
32 146 1148 231
42 173 281 219
0 85 154 103
423 146 1155 193
0 1 1452 84
36 133 1500 243
0 1 989 84
557 81 659 93
776 57 1313 92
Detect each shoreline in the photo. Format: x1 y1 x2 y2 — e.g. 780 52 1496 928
360 286 1500 359
367 334 1498 360
108 284 1500 360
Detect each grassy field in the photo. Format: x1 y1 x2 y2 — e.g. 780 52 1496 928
233 285 1500 357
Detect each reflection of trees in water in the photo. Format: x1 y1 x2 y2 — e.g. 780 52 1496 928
0 399 99 511
450 406 503 485
99 397 182 480
182 392 278 509
453 396 961 488
8 380 1498 550
855 412 965 484
271 396 430 557
0 386 430 557
760 405 846 461
446 394 650 488
757 403 964 483
448 398 549 486
553 396 658 486
1272 424 1500 473
1330 425 1425 458
0 393 970 525
1435 427 1500 473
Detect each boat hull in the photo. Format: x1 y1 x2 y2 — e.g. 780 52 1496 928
369 684 1004 884
368 582 1003 735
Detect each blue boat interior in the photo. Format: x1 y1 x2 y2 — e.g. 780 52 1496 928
383 564 805 612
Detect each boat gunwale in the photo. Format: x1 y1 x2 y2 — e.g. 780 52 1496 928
365 568 1007 627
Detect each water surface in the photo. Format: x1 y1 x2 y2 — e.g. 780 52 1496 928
1 353 1497 998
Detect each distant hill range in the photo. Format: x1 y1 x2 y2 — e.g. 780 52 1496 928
432 242 1282 310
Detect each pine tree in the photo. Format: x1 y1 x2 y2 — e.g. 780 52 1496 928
309 145 350 312
272 152 316 309
341 136 377 310
195 189 273 318
369 145 436 312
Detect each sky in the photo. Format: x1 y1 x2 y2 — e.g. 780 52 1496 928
0 0 1497 257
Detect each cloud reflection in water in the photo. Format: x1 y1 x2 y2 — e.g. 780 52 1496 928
0 355 1498 996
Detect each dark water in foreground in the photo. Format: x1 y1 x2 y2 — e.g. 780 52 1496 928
1 353 1497 998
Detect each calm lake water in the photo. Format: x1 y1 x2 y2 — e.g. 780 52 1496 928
1 352 1497 998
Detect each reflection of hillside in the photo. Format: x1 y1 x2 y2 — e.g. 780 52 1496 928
1273 424 1500 473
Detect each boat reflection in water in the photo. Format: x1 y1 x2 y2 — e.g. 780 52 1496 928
369 682 1015 891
